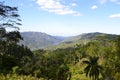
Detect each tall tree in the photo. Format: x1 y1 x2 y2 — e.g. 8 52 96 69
0 2 33 74
83 56 102 80
0 1 21 29
0 2 22 56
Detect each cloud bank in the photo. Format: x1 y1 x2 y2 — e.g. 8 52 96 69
109 14 120 18
36 0 81 16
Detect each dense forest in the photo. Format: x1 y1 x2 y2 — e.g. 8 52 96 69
0 2 120 80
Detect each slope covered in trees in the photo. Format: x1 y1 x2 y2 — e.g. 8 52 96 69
0 2 120 80
20 32 118 50
46 32 118 50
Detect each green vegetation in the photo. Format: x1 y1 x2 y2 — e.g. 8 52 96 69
83 56 102 80
0 2 120 80
20 32 118 50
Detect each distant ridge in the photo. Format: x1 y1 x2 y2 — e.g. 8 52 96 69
20 32 63 50
46 32 118 50
20 32 118 50
63 32 117 42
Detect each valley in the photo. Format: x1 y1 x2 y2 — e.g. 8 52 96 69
20 32 118 50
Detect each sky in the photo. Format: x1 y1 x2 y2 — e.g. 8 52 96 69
3 0 120 36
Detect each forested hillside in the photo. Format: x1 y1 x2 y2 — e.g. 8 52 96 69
0 2 120 80
46 32 118 50
32 36 120 80
20 32 118 50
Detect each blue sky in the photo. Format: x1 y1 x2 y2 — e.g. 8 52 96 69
4 0 120 36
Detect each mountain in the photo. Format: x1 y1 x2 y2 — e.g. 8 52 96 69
46 32 118 50
20 32 118 50
20 32 63 50
63 32 117 42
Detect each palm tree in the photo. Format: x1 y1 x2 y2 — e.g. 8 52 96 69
83 56 102 80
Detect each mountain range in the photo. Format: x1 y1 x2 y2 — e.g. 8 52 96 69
20 32 118 50
20 32 63 50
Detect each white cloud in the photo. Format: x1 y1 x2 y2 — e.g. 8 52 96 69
109 14 120 18
71 3 77 7
91 5 98 10
36 0 81 16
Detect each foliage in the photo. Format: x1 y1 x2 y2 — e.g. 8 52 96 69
0 73 41 80
0 1 21 29
83 56 102 80
0 2 33 75
0 1 120 80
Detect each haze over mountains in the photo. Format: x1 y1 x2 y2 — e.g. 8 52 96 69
20 32 118 50
20 32 64 50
